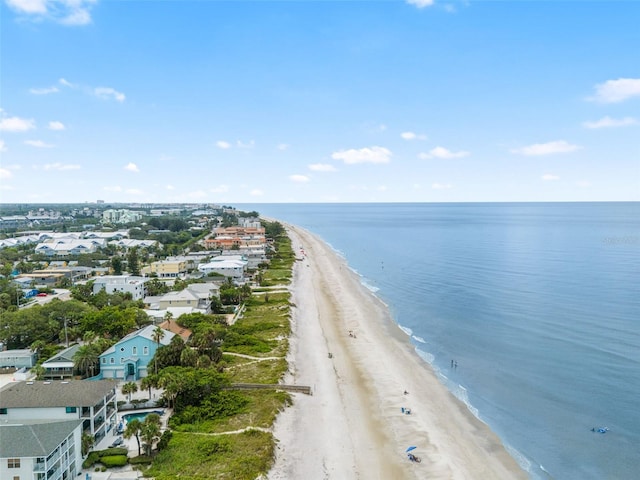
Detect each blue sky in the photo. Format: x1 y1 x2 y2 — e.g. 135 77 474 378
1 0 639 203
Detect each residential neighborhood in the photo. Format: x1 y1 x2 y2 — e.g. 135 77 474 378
0 203 291 479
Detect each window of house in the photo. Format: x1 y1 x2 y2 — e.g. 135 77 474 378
0 408 7 414
65 407 77 413
8 458 20 468
143 346 149 355
120 347 125 352
132 346 137 355
110 358 115 364
120 358 124 363
102 358 106 364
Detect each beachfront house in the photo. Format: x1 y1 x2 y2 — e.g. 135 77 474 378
198 255 248 280
0 419 84 480
0 379 118 445
99 325 175 380
41 344 81 380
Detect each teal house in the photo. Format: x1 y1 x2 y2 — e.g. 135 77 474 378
99 325 175 380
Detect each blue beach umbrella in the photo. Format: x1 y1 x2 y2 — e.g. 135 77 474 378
406 446 417 453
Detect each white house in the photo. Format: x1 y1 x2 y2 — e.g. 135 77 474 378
0 380 118 445
0 419 83 480
198 255 247 280
92 275 148 300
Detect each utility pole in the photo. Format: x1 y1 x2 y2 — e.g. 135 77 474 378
64 318 69 348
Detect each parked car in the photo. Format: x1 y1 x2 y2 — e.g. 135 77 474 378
110 437 124 447
36 293 48 297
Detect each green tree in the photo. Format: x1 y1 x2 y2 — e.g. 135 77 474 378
124 419 143 456
140 413 162 456
152 326 165 374
127 247 140 276
81 432 94 456
121 381 138 403
111 256 123 275
141 375 157 399
73 344 99 378
180 347 198 367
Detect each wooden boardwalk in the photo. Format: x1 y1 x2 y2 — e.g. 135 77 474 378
225 383 312 395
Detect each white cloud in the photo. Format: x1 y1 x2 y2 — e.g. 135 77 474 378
277 143 290 151
589 78 640 103
216 140 231 149
94 87 126 102
400 131 427 140
419 146 469 159
541 174 560 181
250 189 264 196
308 163 337 172
0 116 35 132
0 140 6 152
126 188 143 195
30 86 59 95
48 121 66 130
289 174 310 183
0 168 12 179
511 140 582 156
59 78 75 88
407 0 435 8
582 116 638 129
237 140 255 149
432 183 453 190
43 163 80 171
210 185 230 193
166 185 175 190
124 162 140 173
6 0 47 14
331 146 392 164
25 140 54 148
377 185 388 192
5 0 96 25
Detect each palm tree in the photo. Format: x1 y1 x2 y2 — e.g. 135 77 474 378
121 381 138 403
152 326 165 374
140 375 156 400
124 419 142 456
140 413 162 456
180 347 198 367
73 344 99 378
81 432 94 456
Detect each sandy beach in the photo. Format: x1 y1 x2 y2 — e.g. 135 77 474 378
268 224 527 480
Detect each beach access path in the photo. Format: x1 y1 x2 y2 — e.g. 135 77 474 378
267 224 527 480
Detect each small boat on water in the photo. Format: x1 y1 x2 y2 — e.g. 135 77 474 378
591 426 609 434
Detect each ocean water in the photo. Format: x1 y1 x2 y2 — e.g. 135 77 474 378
241 202 640 480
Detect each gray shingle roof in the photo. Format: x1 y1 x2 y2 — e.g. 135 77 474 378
0 420 82 458
42 344 80 365
0 379 117 408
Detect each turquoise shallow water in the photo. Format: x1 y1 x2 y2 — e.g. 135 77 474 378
241 202 640 480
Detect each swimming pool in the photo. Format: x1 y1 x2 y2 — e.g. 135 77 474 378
121 409 164 423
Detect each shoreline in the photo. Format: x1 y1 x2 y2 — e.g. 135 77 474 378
268 223 527 479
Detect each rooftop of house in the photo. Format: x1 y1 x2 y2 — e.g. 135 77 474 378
158 319 192 341
42 344 81 366
100 325 175 356
0 420 83 458
0 349 34 358
0 379 117 409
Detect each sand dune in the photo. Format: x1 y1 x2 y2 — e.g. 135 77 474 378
268 224 527 480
